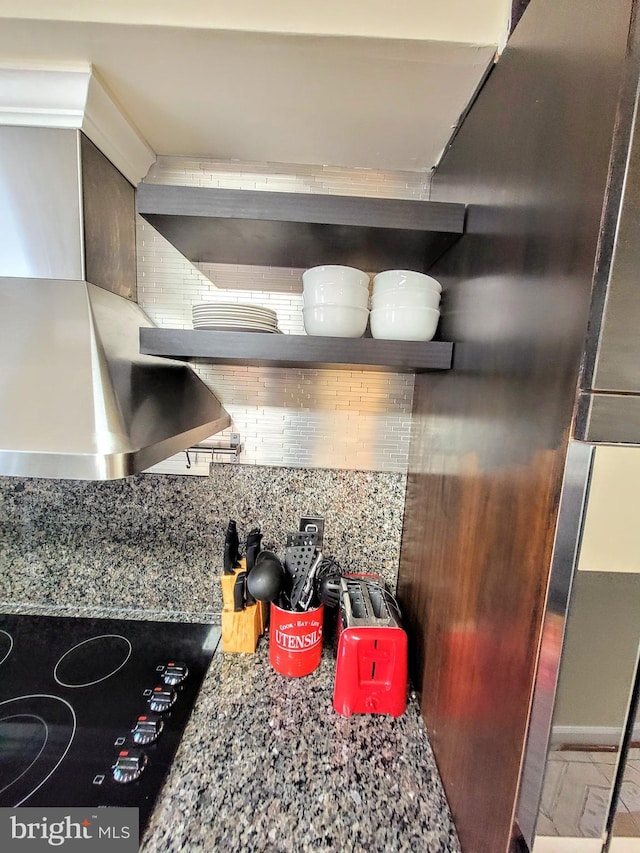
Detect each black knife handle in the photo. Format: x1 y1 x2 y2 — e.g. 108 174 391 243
244 579 256 607
245 528 263 572
233 572 246 611
231 521 241 567
224 520 241 574
223 542 233 575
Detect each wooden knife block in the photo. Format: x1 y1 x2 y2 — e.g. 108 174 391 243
220 558 267 653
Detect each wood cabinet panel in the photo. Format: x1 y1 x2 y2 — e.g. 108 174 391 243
397 0 634 850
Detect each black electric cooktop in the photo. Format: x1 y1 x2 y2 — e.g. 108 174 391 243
0 613 220 836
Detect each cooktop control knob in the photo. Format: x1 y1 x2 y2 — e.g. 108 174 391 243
161 661 189 686
132 715 164 745
112 749 148 784
148 686 177 713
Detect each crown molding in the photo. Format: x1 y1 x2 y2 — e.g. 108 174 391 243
0 66 155 184
83 72 156 185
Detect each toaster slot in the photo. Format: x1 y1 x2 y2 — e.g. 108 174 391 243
367 584 389 621
346 581 369 619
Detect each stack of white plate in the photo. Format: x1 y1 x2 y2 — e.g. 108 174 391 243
370 271 441 341
192 302 280 333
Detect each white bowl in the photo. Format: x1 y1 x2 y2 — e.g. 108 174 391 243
372 270 442 295
303 304 369 338
303 265 370 290
371 288 440 311
303 280 369 308
370 306 440 341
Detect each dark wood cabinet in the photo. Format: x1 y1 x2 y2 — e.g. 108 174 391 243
140 328 453 372
137 186 460 374
137 184 465 272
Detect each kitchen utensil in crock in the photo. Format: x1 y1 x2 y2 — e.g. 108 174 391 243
246 551 286 602
285 544 318 609
314 555 342 607
318 575 342 608
286 530 321 548
297 551 324 612
298 516 325 548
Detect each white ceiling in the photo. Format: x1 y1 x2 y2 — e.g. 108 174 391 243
0 3 507 172
0 1 511 43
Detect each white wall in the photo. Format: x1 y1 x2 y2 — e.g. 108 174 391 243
552 446 640 733
578 446 640 574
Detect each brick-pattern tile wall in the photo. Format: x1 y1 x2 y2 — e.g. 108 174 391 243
140 157 430 475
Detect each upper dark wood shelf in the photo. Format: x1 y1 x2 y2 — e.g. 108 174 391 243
136 184 466 272
140 328 453 373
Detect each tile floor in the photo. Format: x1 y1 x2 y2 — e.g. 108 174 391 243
538 748 640 838
613 749 640 837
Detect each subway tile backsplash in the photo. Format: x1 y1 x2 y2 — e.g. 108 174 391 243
139 156 428 475
144 156 432 200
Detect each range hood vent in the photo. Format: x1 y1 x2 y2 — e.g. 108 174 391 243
0 126 230 480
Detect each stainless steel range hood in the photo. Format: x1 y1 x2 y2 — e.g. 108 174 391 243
0 126 230 480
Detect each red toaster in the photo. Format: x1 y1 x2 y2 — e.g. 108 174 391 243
333 574 408 717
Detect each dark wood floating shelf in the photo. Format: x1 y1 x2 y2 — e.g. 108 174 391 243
140 328 454 373
136 184 466 272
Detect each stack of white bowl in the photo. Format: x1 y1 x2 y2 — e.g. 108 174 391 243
302 266 370 338
370 270 441 341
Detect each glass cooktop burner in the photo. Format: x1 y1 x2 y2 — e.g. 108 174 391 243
0 629 13 666
0 614 220 837
0 695 76 806
54 635 132 688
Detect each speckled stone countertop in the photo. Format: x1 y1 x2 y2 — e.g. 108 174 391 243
0 468 458 851
0 469 405 619
141 637 461 853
